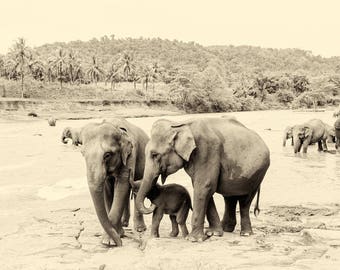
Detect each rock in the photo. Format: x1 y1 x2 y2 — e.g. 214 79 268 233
28 112 38 117
300 230 317 245
48 117 56 126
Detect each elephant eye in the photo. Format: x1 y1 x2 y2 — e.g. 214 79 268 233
103 151 113 160
151 152 160 159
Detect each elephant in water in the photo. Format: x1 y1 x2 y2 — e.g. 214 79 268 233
61 127 82 146
282 125 294 146
292 119 329 153
135 117 270 241
80 118 149 246
334 118 340 150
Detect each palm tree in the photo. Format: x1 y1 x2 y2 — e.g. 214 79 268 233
86 56 105 86
106 63 121 91
122 53 132 80
11 38 31 98
129 65 140 90
67 51 80 84
28 54 45 81
50 48 68 90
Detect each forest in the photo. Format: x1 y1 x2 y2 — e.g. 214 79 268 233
0 36 340 113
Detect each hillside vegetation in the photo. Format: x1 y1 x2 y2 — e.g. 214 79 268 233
1 36 340 112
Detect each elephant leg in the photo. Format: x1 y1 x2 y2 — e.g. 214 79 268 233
221 196 237 232
291 137 294 146
239 192 257 236
187 184 214 242
205 196 223 237
322 139 328 151
169 215 179 237
121 192 130 227
180 224 189 238
150 207 163 238
317 141 323 151
133 197 147 232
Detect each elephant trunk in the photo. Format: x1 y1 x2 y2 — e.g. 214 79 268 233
87 172 122 246
294 137 302 153
135 169 157 214
282 132 287 147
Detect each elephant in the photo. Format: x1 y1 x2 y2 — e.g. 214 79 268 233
334 118 340 150
80 118 149 246
135 117 270 241
48 116 56 126
292 119 329 153
283 125 294 146
61 127 82 146
131 179 192 238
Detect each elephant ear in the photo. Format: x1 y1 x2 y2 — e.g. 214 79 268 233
171 123 196 161
119 128 133 166
303 126 312 138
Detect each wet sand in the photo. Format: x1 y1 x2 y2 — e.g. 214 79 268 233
0 109 339 269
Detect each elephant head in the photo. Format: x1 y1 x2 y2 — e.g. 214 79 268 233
325 125 336 143
292 125 312 153
282 126 293 146
81 121 136 246
136 119 196 214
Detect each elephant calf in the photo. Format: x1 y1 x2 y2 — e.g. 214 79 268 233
61 127 82 146
131 180 192 238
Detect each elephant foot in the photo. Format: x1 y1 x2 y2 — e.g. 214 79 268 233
205 225 223 237
150 232 160 238
101 232 121 246
222 223 236 233
169 230 179 237
134 218 147 232
121 220 129 227
185 230 208 242
240 229 253 237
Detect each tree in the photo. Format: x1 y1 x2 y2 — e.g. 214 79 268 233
10 38 31 98
28 54 45 81
86 56 105 86
129 65 140 90
106 63 121 91
49 48 68 89
292 75 309 96
122 53 132 80
67 51 80 84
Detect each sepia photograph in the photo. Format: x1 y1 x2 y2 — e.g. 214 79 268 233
0 0 339 269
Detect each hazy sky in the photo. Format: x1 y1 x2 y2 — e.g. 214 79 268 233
1 0 340 57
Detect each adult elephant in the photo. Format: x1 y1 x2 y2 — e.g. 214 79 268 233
81 118 149 246
61 127 82 146
334 118 340 150
292 119 328 153
282 125 294 146
135 117 270 241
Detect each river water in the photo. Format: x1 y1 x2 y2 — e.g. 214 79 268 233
0 109 338 218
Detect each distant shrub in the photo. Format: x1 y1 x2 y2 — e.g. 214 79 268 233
276 89 294 104
292 91 326 108
102 100 110 106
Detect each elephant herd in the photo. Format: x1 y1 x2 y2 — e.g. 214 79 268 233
282 118 340 153
62 116 270 247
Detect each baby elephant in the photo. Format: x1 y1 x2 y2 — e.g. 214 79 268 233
131 180 192 238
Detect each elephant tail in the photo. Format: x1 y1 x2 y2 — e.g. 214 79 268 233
254 186 261 217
